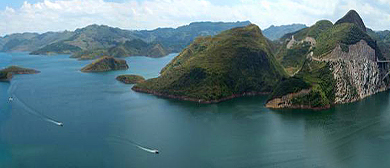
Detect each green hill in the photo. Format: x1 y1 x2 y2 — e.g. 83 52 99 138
266 10 389 109
80 56 129 72
0 66 40 82
132 24 287 103
334 10 366 32
275 20 333 75
26 21 251 57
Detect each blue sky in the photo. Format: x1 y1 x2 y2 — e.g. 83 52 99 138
0 0 389 36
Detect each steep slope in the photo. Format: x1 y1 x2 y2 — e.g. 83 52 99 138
367 29 390 59
80 56 129 72
132 24 287 103
275 20 333 75
266 10 390 109
263 24 307 40
335 10 366 32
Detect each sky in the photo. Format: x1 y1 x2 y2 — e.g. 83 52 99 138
0 0 390 36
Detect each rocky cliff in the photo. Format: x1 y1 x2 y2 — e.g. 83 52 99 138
266 39 389 109
266 10 390 110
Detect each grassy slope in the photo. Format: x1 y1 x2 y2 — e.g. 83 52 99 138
276 20 333 75
116 75 145 84
133 24 287 101
313 23 382 59
269 21 378 108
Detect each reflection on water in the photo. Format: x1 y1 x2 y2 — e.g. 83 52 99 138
1 52 390 168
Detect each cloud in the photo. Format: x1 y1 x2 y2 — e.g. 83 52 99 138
0 0 389 36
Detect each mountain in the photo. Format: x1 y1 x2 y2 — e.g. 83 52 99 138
70 39 168 60
132 24 287 103
275 20 333 75
18 21 250 57
367 29 390 59
80 56 129 72
0 31 73 52
263 24 307 40
334 10 367 32
266 10 390 109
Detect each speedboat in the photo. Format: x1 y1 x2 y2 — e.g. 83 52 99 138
8 97 13 102
57 123 64 127
154 150 159 154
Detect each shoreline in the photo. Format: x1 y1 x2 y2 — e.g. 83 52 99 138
131 87 270 104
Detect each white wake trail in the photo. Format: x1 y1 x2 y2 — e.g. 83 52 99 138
112 136 159 154
11 95 63 127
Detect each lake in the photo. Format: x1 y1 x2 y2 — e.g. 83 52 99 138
1 52 390 168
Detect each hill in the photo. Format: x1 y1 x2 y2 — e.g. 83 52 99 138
80 56 129 72
132 24 287 103
0 66 40 82
263 24 307 40
266 10 390 109
17 21 251 57
71 39 168 60
275 20 333 75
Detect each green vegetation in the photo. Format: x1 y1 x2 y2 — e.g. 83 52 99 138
1 65 40 74
268 77 310 99
293 60 336 107
368 29 390 59
71 39 168 60
30 42 82 55
133 24 287 101
80 56 129 72
281 20 333 41
0 65 40 82
334 10 366 32
275 20 333 75
116 75 145 84
268 60 336 108
20 21 251 57
276 42 311 75
313 23 378 58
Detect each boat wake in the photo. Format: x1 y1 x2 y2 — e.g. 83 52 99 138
8 82 63 127
111 136 159 154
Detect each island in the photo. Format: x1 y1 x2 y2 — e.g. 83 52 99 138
116 75 145 84
80 56 129 72
0 65 40 82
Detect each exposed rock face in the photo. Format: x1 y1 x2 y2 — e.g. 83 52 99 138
286 35 316 49
81 56 129 72
266 39 389 109
326 40 388 104
325 40 376 61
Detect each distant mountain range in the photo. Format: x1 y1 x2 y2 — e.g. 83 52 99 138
0 21 254 59
263 24 307 40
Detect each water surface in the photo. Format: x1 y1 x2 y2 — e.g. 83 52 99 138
1 52 390 168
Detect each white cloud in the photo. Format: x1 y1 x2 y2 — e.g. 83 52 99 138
0 0 389 36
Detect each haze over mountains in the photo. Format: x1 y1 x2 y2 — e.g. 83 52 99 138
0 21 313 59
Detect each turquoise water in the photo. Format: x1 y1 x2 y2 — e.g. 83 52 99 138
1 52 390 168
